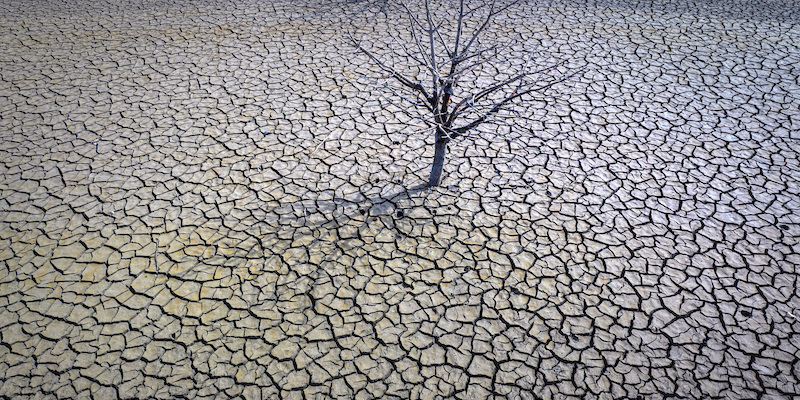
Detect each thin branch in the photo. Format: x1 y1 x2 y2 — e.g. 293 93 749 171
350 34 434 109
453 0 466 62
457 0 496 60
404 6 436 73
449 42 504 77
447 71 526 125
434 23 454 60
458 0 522 62
448 61 564 125
424 0 440 108
455 74 573 135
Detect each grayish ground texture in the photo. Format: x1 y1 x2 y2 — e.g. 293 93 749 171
1 0 800 398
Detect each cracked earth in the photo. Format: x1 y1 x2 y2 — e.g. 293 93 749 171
1 0 800 399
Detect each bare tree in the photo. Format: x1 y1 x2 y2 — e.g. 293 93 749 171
349 0 565 186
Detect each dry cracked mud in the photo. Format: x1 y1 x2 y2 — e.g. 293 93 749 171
1 0 799 399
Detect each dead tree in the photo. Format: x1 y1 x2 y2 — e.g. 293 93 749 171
350 0 564 186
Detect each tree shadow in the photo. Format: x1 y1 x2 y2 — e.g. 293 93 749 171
300 182 433 229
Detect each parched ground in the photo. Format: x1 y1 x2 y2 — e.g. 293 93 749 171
1 0 799 399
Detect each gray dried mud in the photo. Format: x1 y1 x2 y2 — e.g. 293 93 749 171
1 0 799 399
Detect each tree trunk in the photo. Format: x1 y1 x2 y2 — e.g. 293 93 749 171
428 131 448 186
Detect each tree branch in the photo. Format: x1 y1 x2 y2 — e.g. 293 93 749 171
350 34 434 111
454 73 573 135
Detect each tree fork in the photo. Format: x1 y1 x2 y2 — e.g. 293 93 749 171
350 0 559 188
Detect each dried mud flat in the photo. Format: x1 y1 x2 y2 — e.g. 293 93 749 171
1 0 799 399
